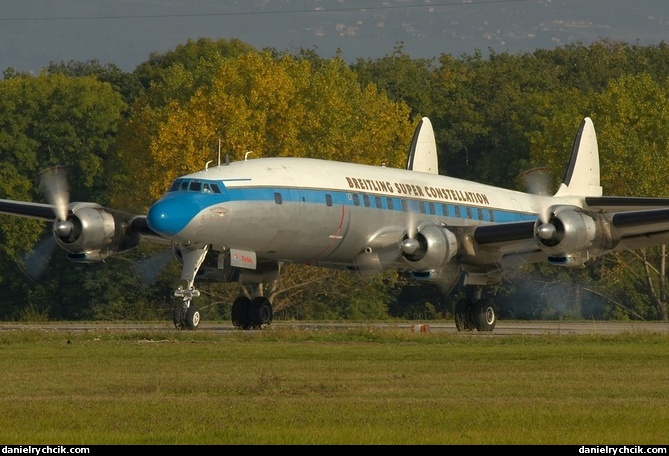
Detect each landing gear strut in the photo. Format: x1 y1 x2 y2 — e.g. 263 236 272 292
173 244 208 330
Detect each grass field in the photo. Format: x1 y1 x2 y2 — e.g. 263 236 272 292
0 325 668 444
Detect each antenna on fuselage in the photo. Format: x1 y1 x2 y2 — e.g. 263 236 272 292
245 151 253 161
217 139 221 167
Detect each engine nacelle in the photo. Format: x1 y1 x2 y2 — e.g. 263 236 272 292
402 224 458 272
410 262 462 292
535 206 612 267
54 203 141 263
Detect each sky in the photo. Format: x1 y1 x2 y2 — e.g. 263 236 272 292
1 0 668 74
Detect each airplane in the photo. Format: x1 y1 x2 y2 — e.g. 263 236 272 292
2 116 669 332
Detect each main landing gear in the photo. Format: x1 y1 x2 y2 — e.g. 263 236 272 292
454 296 496 332
231 295 273 330
172 244 275 330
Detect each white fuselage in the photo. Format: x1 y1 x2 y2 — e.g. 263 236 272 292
146 157 569 270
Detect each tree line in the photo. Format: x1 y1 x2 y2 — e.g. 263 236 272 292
1 37 669 323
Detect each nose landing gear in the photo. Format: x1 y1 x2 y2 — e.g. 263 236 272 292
173 244 208 330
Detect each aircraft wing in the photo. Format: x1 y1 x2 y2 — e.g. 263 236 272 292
0 198 166 244
469 199 669 268
469 220 542 267
585 196 669 211
0 199 57 221
585 196 669 250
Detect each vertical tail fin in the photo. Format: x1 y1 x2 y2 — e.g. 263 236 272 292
406 117 439 174
554 117 602 198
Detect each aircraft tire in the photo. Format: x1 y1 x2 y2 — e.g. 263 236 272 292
173 303 185 330
184 305 200 330
455 298 474 331
231 296 250 329
474 298 496 332
250 297 273 328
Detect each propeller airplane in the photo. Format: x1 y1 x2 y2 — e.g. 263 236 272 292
3 117 669 331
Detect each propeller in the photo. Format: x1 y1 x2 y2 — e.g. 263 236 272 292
17 166 72 281
520 166 552 197
17 236 58 282
400 203 421 256
521 166 559 240
401 208 419 255
38 166 74 237
131 248 175 286
536 222 557 241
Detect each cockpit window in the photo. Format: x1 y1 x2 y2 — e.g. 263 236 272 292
168 179 224 193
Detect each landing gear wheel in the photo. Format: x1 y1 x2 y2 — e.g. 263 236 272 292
250 297 273 328
173 303 185 330
231 296 251 329
455 298 475 331
474 298 496 332
184 305 200 330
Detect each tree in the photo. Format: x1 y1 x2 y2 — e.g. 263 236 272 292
0 72 126 319
527 74 669 320
115 51 414 205
45 59 143 105
133 37 256 90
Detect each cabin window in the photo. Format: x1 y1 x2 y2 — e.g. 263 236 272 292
477 208 484 220
401 200 409 212
326 194 333 207
353 194 360 206
189 181 202 192
375 196 382 209
203 183 212 193
428 202 436 215
169 180 181 192
210 183 222 194
488 210 495 222
274 192 283 205
455 206 461 218
180 181 189 191
387 198 394 210
363 194 370 207
466 207 473 219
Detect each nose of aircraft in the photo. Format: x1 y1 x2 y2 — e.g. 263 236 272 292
147 197 197 237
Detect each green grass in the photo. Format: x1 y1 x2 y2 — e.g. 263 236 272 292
0 327 667 444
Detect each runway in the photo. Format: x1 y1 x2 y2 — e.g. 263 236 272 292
1 320 668 335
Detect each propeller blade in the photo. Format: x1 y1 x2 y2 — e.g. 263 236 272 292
406 207 417 239
39 166 69 221
131 248 175 286
521 167 552 197
17 236 58 282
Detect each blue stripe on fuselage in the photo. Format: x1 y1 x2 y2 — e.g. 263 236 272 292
147 184 536 238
